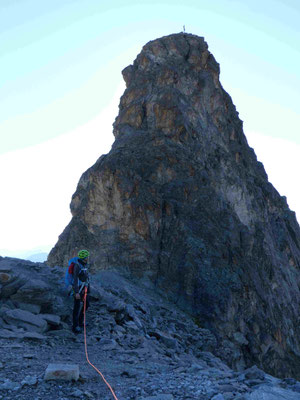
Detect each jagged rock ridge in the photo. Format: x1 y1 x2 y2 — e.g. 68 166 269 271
48 33 300 379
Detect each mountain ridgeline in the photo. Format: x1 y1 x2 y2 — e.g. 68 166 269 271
48 33 300 378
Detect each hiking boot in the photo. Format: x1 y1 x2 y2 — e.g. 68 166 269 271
72 326 81 334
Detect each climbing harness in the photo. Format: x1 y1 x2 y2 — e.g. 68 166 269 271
67 282 85 297
83 286 120 400
78 282 85 294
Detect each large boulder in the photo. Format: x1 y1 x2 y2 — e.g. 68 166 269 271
2 309 48 333
47 33 300 378
10 279 54 308
0 257 69 319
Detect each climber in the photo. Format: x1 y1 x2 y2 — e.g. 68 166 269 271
67 249 91 334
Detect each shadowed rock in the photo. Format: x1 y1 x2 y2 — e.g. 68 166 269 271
2 309 48 333
0 256 299 398
47 33 300 379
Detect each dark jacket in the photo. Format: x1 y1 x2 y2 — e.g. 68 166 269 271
72 259 89 294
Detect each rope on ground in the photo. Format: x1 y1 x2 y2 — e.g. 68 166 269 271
83 287 120 400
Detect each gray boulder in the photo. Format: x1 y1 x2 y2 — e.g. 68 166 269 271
245 385 300 400
15 302 41 314
3 308 48 333
11 279 54 307
39 313 61 327
44 363 79 381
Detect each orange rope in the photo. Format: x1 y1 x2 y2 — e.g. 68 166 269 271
83 287 120 400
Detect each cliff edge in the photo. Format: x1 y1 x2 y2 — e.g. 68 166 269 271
48 33 300 378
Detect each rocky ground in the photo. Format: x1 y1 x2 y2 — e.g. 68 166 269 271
0 257 300 400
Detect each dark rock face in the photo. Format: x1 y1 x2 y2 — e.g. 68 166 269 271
48 33 300 379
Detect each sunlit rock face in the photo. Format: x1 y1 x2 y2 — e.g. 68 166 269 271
48 33 300 379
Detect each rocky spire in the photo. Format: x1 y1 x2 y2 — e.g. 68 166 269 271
48 33 300 378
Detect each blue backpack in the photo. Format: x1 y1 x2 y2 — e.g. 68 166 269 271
64 257 82 292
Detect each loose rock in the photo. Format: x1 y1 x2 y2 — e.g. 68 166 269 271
44 364 79 381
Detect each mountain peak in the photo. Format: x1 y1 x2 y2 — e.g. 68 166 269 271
48 33 300 379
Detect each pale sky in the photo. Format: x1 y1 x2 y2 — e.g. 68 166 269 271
0 0 299 257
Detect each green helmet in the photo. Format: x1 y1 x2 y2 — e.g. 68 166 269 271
78 249 90 259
